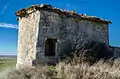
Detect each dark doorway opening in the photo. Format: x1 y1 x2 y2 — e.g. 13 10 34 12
45 38 57 56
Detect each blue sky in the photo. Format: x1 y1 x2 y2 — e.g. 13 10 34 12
0 0 120 55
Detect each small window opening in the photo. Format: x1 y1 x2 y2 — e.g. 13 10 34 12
45 38 57 56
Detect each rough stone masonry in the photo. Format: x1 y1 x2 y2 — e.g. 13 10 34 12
15 4 120 69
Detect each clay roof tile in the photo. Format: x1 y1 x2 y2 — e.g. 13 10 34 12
15 4 112 24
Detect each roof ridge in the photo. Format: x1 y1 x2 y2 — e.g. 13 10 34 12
15 4 112 24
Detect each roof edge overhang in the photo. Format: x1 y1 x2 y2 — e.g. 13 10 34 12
15 4 112 24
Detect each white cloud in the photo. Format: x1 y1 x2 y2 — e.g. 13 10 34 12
0 23 18 29
1 0 13 15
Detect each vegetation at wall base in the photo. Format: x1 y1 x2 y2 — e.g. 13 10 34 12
1 55 120 79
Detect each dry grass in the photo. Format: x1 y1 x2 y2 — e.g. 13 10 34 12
1 56 120 79
56 59 120 79
0 66 56 79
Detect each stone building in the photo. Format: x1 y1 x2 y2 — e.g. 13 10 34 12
16 4 114 69
109 46 120 58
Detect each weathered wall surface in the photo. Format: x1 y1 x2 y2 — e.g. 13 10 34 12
16 9 109 67
16 11 40 69
113 47 120 58
36 10 109 63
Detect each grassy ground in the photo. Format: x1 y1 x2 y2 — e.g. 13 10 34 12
0 57 16 70
1 55 120 79
1 54 120 79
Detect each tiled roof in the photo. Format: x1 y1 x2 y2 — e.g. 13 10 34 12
15 4 112 24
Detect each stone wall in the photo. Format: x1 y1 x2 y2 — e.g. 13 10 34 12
16 8 110 68
113 47 120 58
16 11 40 69
36 10 109 64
